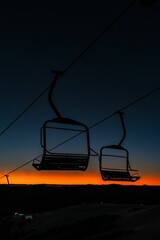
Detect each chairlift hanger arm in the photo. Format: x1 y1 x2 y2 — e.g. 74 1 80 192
115 111 126 146
49 70 64 118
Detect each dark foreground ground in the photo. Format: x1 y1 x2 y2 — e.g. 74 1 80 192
0 184 160 240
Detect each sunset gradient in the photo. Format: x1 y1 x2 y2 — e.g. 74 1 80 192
0 171 159 186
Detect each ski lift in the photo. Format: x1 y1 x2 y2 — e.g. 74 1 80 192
33 71 95 171
99 111 140 182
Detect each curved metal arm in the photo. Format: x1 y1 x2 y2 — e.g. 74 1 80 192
117 111 126 146
49 71 63 118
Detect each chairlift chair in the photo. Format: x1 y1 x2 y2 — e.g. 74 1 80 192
32 71 93 171
33 117 91 171
99 112 140 182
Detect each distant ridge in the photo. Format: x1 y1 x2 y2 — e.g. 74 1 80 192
0 183 159 187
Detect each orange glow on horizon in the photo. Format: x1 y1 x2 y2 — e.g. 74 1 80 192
0 171 159 186
0 171 103 185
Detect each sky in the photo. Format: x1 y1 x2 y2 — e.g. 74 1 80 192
0 0 160 185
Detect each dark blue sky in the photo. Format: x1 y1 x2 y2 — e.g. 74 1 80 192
0 0 160 184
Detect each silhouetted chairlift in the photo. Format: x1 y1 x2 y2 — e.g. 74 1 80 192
99 111 140 182
33 71 97 171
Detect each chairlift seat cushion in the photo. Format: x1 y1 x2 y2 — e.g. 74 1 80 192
33 153 89 171
101 169 140 182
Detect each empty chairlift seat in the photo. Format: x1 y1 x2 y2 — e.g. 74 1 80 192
99 144 140 182
99 111 140 182
32 117 91 171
